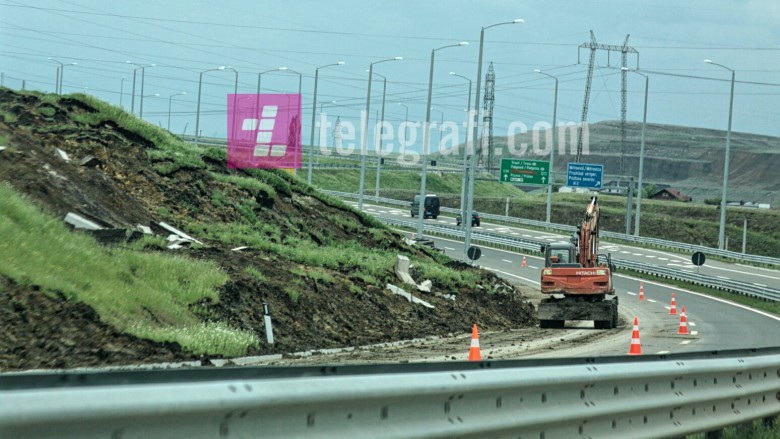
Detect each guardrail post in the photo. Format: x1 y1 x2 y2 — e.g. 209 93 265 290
505 197 509 217
263 301 274 345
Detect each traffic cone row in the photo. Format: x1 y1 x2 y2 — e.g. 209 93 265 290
468 324 481 361
639 282 645 301
669 294 677 315
522 255 527 268
628 317 642 355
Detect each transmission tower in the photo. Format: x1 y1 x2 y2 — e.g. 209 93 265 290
480 62 496 169
575 31 638 165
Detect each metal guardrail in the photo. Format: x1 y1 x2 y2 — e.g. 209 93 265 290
324 191 780 267
368 211 780 302
2 350 778 438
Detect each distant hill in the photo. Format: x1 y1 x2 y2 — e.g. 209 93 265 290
479 120 780 207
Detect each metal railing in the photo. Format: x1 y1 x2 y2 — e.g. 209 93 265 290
324 191 780 267
373 215 780 302
2 349 778 438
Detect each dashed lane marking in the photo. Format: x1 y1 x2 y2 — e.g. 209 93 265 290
680 340 692 345
502 259 513 263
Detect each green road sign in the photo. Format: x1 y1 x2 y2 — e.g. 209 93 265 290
499 159 550 185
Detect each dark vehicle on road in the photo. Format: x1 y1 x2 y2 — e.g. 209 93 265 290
457 211 480 227
411 194 440 219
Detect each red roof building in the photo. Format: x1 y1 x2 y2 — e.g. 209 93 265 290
649 188 692 202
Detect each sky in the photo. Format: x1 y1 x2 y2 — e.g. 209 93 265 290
2 0 780 155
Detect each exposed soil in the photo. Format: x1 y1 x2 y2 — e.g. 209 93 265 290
0 89 537 371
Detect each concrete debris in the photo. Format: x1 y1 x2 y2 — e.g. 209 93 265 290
78 156 102 167
154 221 203 245
0 146 6 152
55 148 70 162
417 279 432 293
394 255 417 287
231 246 248 252
386 284 435 309
64 212 102 230
136 225 153 235
434 292 457 301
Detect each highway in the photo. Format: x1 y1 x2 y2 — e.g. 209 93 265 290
349 201 780 357
357 201 780 291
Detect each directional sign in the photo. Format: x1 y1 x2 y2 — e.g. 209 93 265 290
500 159 550 185
566 163 604 189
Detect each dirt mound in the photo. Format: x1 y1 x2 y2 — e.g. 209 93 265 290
0 88 535 370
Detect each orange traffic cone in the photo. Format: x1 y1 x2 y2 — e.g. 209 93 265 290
522 256 527 268
468 324 481 361
678 307 689 335
639 282 645 301
628 317 642 355
669 294 678 315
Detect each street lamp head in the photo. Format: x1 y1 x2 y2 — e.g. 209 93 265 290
704 59 713 64
458 41 469 46
278 67 288 71
533 69 541 73
337 61 345 65
393 56 403 61
218 66 227 70
71 62 78 66
621 67 629 71
449 71 456 75
513 18 525 23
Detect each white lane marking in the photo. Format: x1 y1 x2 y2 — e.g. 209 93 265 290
510 232 519 235
615 273 780 323
366 208 376 212
444 247 455 251
736 263 780 274
632 253 643 256
486 267 540 286
697 264 780 281
664 306 671 310
680 340 692 345
691 331 699 336
502 259 513 263
646 255 656 258
754 283 767 287
626 292 637 296
647 299 657 303
658 257 669 261
522 234 532 238
716 276 730 280
688 322 696 327
620 251 631 254
656 350 671 355
527 265 538 269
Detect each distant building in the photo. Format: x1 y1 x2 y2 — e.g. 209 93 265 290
649 188 692 202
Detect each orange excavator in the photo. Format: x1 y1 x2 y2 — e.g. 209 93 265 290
538 196 618 329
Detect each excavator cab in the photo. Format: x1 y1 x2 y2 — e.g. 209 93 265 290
543 243 578 268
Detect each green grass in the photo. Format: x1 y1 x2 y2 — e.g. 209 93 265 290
0 183 258 356
210 172 276 198
245 266 268 282
686 418 779 439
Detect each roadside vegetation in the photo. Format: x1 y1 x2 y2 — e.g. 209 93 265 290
311 166 780 257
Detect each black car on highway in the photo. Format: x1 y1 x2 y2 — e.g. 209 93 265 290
456 211 480 227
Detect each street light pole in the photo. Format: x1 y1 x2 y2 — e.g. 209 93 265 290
416 42 468 239
359 56 402 211
139 64 157 118
168 92 187 131
195 66 229 146
308 61 344 185
534 69 558 224
464 19 524 258
48 58 63 94
449 72 472 225
622 68 649 237
373 72 387 198
120 77 126 108
704 59 735 250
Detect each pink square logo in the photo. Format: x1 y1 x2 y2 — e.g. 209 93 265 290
227 94 301 169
